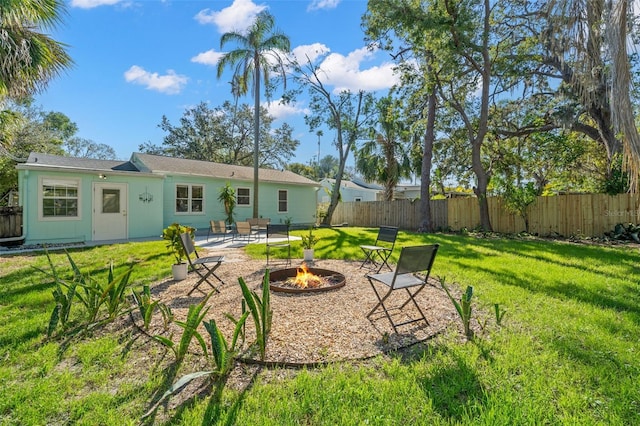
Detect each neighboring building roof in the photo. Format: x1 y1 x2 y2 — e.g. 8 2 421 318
18 153 141 173
132 153 319 186
321 178 383 191
351 176 384 190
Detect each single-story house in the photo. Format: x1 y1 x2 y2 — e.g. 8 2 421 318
318 178 382 203
16 152 319 245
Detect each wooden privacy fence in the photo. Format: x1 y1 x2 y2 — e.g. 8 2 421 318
0 206 23 239
331 193 640 237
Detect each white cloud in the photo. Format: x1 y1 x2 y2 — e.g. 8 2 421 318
191 50 225 67
291 43 331 66
123 65 188 95
264 98 309 120
70 0 125 9
316 46 399 93
307 0 341 12
194 0 267 34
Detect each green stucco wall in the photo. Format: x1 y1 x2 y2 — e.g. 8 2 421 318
18 169 164 244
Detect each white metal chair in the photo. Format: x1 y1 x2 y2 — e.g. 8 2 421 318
366 244 439 332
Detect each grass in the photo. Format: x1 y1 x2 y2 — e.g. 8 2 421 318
1 229 639 424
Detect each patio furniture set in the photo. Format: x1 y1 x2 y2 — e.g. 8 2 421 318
181 224 440 334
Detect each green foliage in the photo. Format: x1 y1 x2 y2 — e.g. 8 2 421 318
131 285 160 331
301 227 320 249
441 278 474 340
41 250 77 337
494 303 507 326
602 154 630 195
154 291 213 370
204 310 250 377
161 223 195 264
238 271 272 361
37 249 136 337
217 182 236 225
501 182 538 233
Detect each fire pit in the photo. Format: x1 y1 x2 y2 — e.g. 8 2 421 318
269 263 346 293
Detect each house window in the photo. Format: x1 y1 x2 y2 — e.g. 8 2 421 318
175 184 204 214
354 197 362 202
41 178 79 219
278 190 288 213
237 187 250 206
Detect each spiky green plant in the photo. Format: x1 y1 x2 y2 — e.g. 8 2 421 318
131 285 159 330
238 270 272 360
441 277 474 340
153 291 212 370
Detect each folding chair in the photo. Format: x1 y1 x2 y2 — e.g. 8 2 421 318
359 226 399 272
179 232 225 296
366 244 439 333
266 224 291 267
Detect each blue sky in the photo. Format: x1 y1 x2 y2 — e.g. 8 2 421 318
36 0 399 166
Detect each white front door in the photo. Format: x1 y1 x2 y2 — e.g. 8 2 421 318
93 183 128 241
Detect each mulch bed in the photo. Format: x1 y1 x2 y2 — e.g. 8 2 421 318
143 252 461 366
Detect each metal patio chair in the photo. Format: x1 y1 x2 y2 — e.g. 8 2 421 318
233 221 256 242
359 226 399 272
207 220 231 242
366 244 439 333
179 232 225 296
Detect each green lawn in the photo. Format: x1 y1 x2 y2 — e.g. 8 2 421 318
1 228 639 425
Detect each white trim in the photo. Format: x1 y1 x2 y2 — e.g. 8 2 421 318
277 189 288 213
236 186 251 206
174 183 205 215
38 176 81 221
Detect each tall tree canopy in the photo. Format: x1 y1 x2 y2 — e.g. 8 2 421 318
216 11 290 218
141 101 298 169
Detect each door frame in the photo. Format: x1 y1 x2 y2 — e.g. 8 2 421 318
92 182 128 241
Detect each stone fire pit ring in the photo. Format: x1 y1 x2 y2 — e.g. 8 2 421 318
268 267 346 294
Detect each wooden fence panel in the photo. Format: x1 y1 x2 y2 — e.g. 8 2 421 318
0 206 23 238
332 193 639 237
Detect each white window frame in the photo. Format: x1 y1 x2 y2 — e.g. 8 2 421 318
39 177 81 221
236 187 251 206
175 183 205 215
277 189 288 213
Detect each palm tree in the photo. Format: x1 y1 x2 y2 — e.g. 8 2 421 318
355 96 411 201
0 0 73 101
216 11 290 218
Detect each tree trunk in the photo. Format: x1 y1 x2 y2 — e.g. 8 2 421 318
253 58 261 219
418 90 437 233
472 144 492 231
322 153 347 226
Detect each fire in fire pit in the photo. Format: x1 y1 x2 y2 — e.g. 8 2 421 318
269 263 346 293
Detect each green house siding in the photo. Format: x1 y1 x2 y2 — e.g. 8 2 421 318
161 175 230 231
18 169 163 245
161 177 317 231
16 153 319 244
